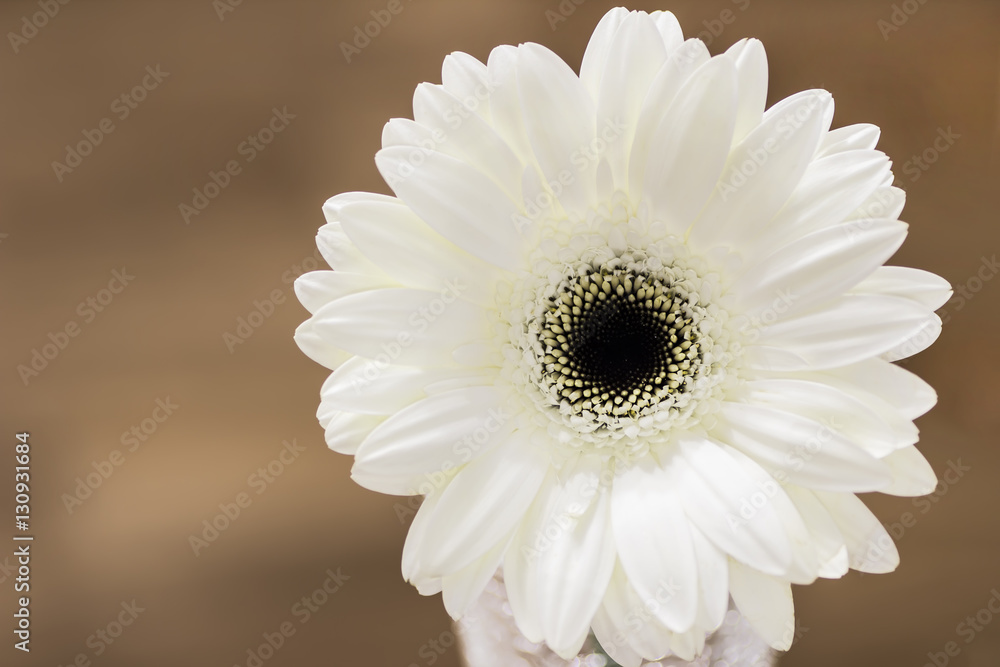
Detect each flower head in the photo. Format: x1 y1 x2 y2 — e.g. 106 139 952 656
295 7 950 664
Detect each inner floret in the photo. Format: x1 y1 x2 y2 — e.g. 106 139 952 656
539 269 701 420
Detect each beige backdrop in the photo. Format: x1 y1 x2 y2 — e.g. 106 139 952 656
2 0 999 665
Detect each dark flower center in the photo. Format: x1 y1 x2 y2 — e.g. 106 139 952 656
540 270 700 418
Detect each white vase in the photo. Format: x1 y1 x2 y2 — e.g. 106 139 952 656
454 570 778 667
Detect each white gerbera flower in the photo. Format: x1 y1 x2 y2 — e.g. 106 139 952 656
295 7 950 664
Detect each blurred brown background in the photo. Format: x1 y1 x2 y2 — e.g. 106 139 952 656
1 0 998 665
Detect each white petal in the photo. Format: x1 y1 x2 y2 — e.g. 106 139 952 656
423 371 497 395
741 345 810 373
315 223 380 275
440 51 491 120
452 341 503 369
734 219 907 318
600 561 674 660
415 579 442 595
318 409 384 456
417 432 548 575
593 12 669 189
728 560 796 651
307 287 488 366
817 123 881 157
411 82 524 200
881 446 938 497
505 456 614 654
639 55 738 234
322 190 398 213
611 456 698 632
669 628 701 662
689 525 729 632
503 471 557 644
402 492 443 585
591 605 644 667
352 386 511 495
882 312 942 362
579 7 631 98
719 402 892 492
441 535 509 619
783 485 849 579
746 378 917 457
689 90 833 252
486 45 534 163
753 294 936 370
319 194 399 276
293 317 353 371
853 265 953 311
335 197 496 303
727 38 768 145
746 150 892 253
294 270 394 315
381 116 436 150
375 147 524 271
674 436 794 577
846 185 906 222
517 43 597 215
321 357 457 415
628 39 710 197
721 445 818 586
811 357 938 420
813 491 899 573
540 468 616 656
649 11 684 51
